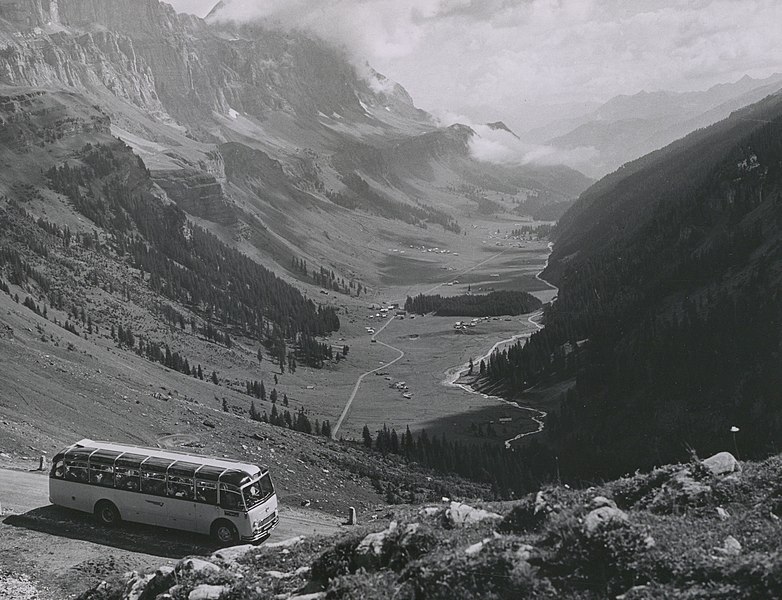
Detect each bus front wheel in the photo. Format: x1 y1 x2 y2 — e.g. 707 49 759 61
94 500 121 527
211 520 239 547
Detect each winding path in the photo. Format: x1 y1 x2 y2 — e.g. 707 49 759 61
333 247 515 438
331 316 405 438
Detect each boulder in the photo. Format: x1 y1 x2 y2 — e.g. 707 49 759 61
703 452 740 476
584 506 628 534
188 584 228 600
176 558 220 577
212 544 255 565
716 535 742 556
355 521 397 568
534 491 549 515
122 572 153 600
444 502 502 527
716 507 731 521
138 566 175 600
514 543 534 562
589 496 617 510
264 536 305 550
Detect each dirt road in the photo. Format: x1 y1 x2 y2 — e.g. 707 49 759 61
0 467 341 599
331 315 405 437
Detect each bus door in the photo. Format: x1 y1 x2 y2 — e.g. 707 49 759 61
139 457 173 526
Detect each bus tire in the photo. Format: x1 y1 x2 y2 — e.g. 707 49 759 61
94 500 121 527
211 520 239 546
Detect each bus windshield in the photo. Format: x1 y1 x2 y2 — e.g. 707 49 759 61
242 472 274 509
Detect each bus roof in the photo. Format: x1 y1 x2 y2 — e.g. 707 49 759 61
66 439 264 477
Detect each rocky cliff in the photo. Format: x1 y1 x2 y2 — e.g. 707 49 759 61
0 87 109 150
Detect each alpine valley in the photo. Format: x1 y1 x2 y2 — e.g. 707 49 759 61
1 2 782 600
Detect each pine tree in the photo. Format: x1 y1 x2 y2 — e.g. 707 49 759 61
362 425 373 448
211 371 219 385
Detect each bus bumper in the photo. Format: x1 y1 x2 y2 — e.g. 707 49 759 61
244 512 279 543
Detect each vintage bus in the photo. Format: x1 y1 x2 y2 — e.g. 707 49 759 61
49 439 279 546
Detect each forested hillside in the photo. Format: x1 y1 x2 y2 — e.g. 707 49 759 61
483 92 782 479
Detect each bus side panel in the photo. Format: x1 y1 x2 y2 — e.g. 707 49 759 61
51 480 149 524
49 479 100 514
193 502 225 536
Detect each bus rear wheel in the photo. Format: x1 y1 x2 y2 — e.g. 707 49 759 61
211 520 240 547
94 500 121 527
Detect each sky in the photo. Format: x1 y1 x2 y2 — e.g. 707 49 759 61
166 0 782 133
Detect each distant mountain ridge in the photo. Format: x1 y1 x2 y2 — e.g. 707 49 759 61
527 73 782 178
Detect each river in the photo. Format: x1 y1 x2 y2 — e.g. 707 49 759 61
441 242 558 449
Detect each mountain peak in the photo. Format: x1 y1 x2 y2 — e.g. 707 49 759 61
486 121 520 139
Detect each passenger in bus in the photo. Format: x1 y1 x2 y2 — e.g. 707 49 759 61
197 482 217 504
221 491 241 510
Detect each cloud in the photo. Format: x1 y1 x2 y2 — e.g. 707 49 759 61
427 109 598 169
469 124 599 169
171 0 782 133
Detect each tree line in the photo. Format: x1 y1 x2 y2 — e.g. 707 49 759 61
404 290 542 317
46 142 340 353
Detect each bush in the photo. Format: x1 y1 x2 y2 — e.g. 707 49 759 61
543 514 653 595
499 495 548 533
311 534 365 581
325 570 400 600
402 539 555 600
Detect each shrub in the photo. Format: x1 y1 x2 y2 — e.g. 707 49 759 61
311 534 365 581
543 514 653 595
325 570 400 600
402 539 555 600
499 495 548 533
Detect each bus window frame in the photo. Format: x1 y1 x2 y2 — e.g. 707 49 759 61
166 461 198 500
140 457 172 497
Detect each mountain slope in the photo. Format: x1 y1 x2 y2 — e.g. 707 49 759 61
482 92 782 478
0 0 590 290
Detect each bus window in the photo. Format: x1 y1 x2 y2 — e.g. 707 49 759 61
141 459 171 496
259 473 274 496
219 483 244 510
243 472 274 508
196 480 217 504
64 459 89 483
168 474 195 500
89 462 114 487
115 466 140 491
50 455 64 479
